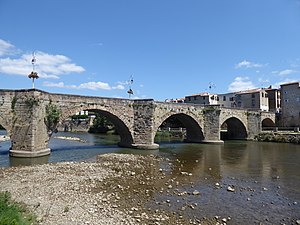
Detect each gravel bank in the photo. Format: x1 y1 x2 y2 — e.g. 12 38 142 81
0 154 208 225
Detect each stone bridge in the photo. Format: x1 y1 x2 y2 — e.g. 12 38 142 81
0 89 276 157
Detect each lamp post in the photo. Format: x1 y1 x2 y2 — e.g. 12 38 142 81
28 52 39 88
127 75 134 98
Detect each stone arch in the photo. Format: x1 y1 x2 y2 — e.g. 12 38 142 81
154 112 204 143
59 106 134 148
0 115 12 136
262 118 275 128
221 117 248 140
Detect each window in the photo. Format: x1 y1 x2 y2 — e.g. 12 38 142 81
229 97 234 101
252 93 255 98
252 99 255 107
285 99 289 103
202 96 205 100
187 97 191 101
210 96 214 100
261 93 264 98
223 96 226 101
193 96 197 100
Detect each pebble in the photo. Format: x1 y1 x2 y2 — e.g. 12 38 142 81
192 190 200 195
227 186 235 192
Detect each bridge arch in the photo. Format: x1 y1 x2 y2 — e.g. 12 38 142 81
0 115 11 136
220 116 248 140
154 112 204 143
262 118 275 128
59 106 134 148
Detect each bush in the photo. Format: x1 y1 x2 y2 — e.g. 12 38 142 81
0 192 36 225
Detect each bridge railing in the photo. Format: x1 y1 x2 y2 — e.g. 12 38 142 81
262 127 300 132
158 127 186 132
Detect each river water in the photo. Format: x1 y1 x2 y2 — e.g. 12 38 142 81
0 130 299 223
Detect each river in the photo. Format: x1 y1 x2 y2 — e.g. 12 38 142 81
0 130 299 223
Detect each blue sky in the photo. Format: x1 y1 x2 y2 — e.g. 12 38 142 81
0 0 299 101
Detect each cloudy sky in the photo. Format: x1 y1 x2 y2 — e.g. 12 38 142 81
0 0 299 100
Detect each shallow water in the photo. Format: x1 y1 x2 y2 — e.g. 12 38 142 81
0 131 299 223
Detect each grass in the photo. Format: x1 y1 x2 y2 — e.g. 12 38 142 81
0 192 36 225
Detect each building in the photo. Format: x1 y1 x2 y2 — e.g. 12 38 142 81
280 82 300 127
235 88 269 111
218 93 237 108
265 87 281 113
168 98 185 103
185 93 219 105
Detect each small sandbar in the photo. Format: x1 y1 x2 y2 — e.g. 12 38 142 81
53 136 87 143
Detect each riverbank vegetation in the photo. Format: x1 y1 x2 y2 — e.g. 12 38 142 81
0 192 36 225
88 113 115 134
255 132 300 144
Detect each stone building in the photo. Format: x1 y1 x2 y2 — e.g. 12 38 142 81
265 87 281 113
184 93 219 105
235 88 269 111
280 82 300 127
218 93 237 108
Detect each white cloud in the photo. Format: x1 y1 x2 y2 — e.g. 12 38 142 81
112 84 125 90
43 81 125 91
258 78 270 83
235 60 264 69
0 39 20 56
273 78 298 88
277 69 298 76
228 76 256 92
78 82 111 90
0 50 85 78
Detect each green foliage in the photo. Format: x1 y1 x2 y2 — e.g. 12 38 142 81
63 206 69 213
11 97 17 111
24 98 39 109
90 113 113 129
89 113 114 133
44 102 60 136
255 132 300 144
0 192 36 225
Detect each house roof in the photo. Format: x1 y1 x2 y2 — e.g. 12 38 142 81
280 81 300 87
235 88 266 94
185 92 215 98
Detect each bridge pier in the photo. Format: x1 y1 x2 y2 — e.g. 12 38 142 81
202 107 224 144
8 90 51 158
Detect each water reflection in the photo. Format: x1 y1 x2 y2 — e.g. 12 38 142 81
9 155 50 167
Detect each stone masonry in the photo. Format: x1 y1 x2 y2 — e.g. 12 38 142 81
0 89 276 158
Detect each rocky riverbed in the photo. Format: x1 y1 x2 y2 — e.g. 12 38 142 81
0 154 216 225
0 153 299 225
